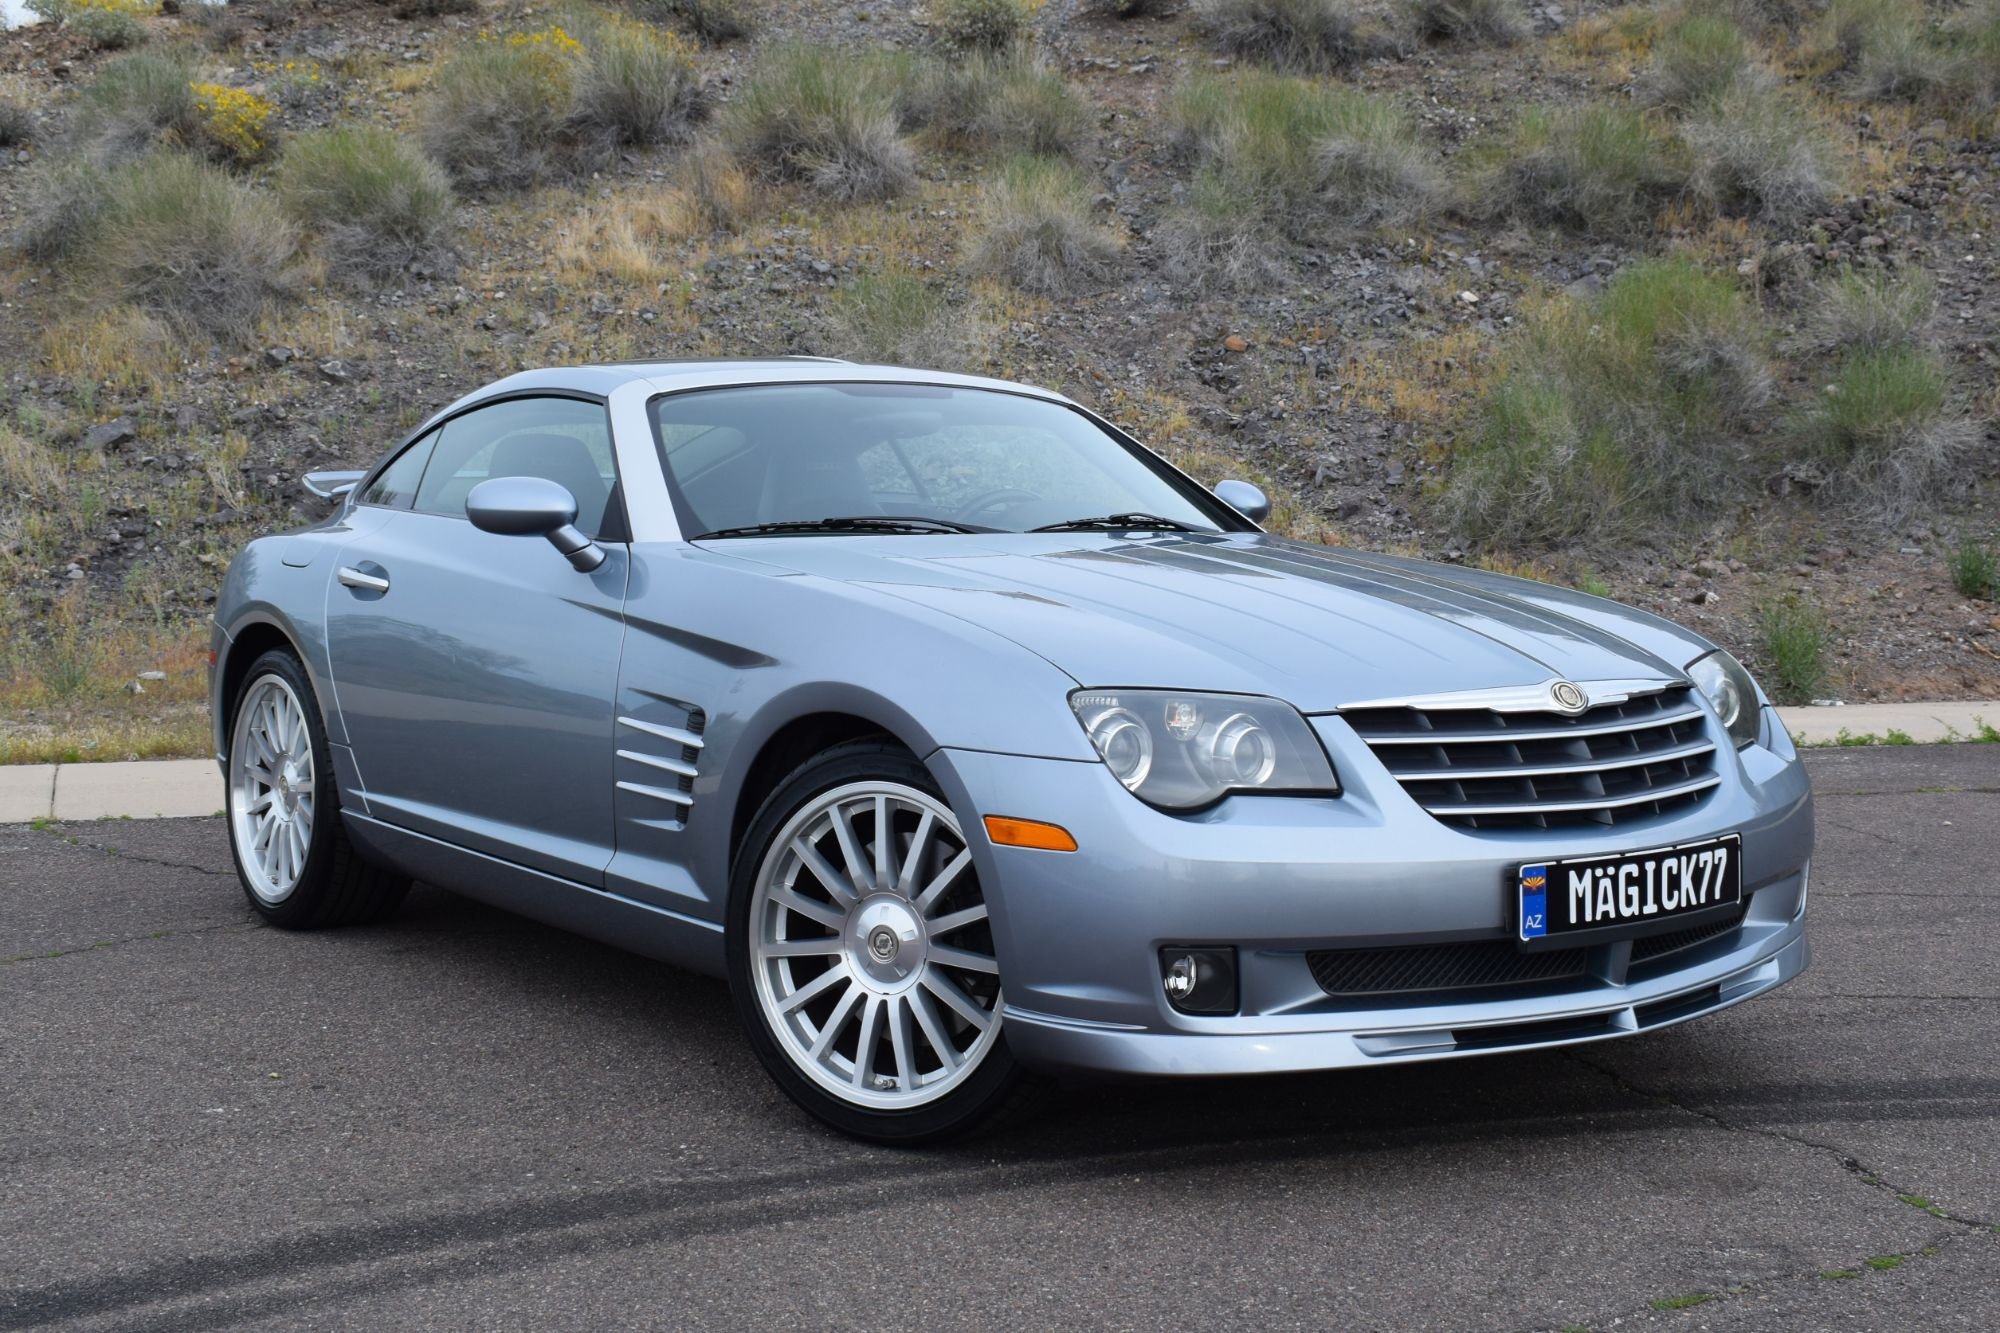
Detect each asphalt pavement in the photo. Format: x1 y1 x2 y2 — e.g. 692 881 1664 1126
3 746 1996 1331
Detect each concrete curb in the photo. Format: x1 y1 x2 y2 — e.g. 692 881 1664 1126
2 701 1996 822
0 759 223 823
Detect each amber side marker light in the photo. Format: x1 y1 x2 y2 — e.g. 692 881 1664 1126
982 815 1078 853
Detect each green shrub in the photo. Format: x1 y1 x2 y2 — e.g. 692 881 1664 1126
186 0 251 50
638 0 757 43
1478 104 1685 236
1817 0 1950 102
967 155 1122 294
1942 0 2000 107
419 39 572 191
1792 268 1933 356
932 0 1036 54
1949 537 1998 600
1643 13 1763 108
1758 599 1828 703
1441 259 1771 543
828 269 990 369
1192 0 1372 73
1789 344 1974 516
726 45 916 201
1405 0 1527 44
17 157 112 261
1166 72 1443 285
0 101 32 148
1083 0 1173 14
1682 87 1838 224
65 49 201 164
70 6 148 49
896 51 1092 161
569 12 707 157
277 126 456 286
96 151 297 342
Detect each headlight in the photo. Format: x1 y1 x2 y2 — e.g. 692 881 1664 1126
1069 690 1339 810
1687 650 1762 749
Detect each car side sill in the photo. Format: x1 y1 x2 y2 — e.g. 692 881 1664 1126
341 810 727 978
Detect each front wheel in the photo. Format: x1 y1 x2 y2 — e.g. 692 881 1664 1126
728 741 1030 1143
225 648 409 929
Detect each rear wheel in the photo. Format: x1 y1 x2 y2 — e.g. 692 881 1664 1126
225 648 408 929
728 741 1029 1143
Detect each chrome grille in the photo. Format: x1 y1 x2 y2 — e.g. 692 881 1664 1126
1343 684 1719 830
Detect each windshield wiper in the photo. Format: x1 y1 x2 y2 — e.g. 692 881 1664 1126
1029 512 1197 533
692 515 988 539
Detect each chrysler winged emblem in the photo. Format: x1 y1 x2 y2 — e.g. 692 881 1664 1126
1549 680 1589 715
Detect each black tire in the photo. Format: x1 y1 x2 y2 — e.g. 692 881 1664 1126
727 740 1040 1144
224 648 409 929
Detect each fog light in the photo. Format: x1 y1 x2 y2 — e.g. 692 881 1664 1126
1159 946 1238 1015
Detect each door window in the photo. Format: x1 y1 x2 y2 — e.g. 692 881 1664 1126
415 397 620 538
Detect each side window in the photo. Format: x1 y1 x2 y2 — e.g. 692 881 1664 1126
413 397 620 538
359 428 438 509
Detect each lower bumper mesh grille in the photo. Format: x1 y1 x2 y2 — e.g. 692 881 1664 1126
1308 939 1590 997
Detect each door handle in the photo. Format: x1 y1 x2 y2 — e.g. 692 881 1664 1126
337 565 390 594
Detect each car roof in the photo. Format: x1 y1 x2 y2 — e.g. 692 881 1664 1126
432 359 1077 419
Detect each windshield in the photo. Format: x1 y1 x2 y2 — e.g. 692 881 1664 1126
649 383 1231 538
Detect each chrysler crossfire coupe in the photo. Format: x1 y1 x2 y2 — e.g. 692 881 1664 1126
210 359 1812 1142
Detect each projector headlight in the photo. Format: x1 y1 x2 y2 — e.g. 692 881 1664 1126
1069 690 1339 810
1687 649 1763 749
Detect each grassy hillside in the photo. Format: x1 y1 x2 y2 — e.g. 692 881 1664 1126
1 0 1996 761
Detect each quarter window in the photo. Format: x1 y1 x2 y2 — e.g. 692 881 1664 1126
359 428 438 510
414 397 620 538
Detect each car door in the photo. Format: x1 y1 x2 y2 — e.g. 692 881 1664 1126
325 394 630 885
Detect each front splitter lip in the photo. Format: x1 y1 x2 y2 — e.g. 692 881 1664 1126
1000 928 1807 1079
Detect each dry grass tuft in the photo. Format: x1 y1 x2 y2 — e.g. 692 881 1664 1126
726 45 916 202
277 126 457 287
1791 267 1934 355
1192 0 1376 73
931 0 1038 55
828 268 993 370
896 50 1093 161
1681 87 1839 225
638 0 760 45
95 151 298 343
967 155 1122 295
1441 259 1772 544
1166 71 1443 287
0 100 32 147
1405 0 1528 44
1476 103 1685 237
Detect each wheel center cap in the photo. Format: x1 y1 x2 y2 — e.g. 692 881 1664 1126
848 896 925 992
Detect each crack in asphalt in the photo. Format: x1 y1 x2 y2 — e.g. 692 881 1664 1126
1 919 263 966
1532 1227 1996 1333
34 831 238 881
1555 1051 1997 1330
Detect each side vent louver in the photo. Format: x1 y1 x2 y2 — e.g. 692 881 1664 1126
616 702 706 828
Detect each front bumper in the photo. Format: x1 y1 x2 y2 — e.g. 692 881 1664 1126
929 707 1812 1079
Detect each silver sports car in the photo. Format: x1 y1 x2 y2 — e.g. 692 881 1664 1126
211 359 1812 1142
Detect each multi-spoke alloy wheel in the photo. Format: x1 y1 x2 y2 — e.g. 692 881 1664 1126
223 648 409 929
230 673 316 905
752 780 1001 1109
731 743 1026 1142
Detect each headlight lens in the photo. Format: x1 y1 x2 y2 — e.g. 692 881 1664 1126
1687 650 1762 749
1069 690 1339 809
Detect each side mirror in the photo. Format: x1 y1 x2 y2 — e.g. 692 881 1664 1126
303 469 365 503
466 475 606 572
1213 479 1271 524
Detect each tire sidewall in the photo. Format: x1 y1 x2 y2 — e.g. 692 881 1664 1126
225 648 340 927
726 743 1022 1144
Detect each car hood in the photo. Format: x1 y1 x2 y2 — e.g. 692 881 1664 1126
715 533 1709 713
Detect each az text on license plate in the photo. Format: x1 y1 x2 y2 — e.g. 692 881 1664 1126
1518 834 1741 944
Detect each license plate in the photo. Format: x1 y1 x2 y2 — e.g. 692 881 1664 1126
1518 834 1741 945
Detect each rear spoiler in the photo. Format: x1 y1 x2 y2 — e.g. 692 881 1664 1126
302 470 364 502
